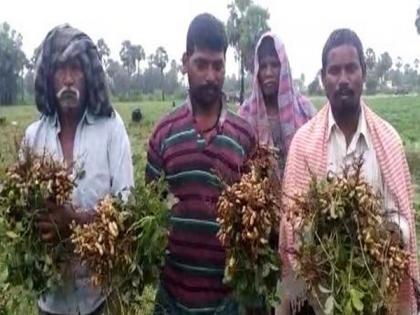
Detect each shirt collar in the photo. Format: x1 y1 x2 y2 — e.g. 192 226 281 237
327 105 372 150
46 109 96 130
186 92 228 128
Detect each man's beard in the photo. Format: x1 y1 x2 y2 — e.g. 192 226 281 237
56 86 81 110
331 86 360 117
189 84 222 111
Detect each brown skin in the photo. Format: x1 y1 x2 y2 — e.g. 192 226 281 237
322 44 365 147
258 53 281 117
385 221 405 248
182 48 225 135
53 58 86 163
322 44 403 246
36 58 95 245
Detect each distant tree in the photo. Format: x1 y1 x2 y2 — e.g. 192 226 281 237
119 40 136 76
364 48 379 94
23 48 39 99
97 38 110 68
308 71 322 96
153 46 169 101
366 72 379 94
23 70 35 98
165 59 180 96
300 73 305 84
402 63 417 91
142 60 161 95
106 58 130 98
227 0 270 103
376 52 393 86
293 79 304 93
414 58 419 73
224 73 240 95
0 22 27 105
365 48 376 70
147 54 154 68
395 56 402 72
132 44 145 78
390 56 403 88
119 41 145 96
416 6 420 34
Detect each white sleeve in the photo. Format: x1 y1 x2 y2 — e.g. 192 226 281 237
383 186 410 248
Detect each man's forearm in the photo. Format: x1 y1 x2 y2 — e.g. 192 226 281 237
385 211 410 248
72 208 97 226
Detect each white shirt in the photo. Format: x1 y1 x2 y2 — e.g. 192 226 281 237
277 108 411 315
327 107 409 246
24 110 133 315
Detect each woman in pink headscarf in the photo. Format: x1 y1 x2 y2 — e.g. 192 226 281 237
238 32 316 176
239 32 317 315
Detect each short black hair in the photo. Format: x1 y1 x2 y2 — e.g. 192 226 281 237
321 28 366 77
186 13 228 56
257 36 277 60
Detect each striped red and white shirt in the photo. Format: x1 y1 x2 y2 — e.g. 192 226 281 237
146 97 256 312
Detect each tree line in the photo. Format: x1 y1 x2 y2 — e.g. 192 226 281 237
307 49 420 96
1 1 420 105
0 0 269 105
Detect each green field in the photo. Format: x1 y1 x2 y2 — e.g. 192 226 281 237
0 95 419 314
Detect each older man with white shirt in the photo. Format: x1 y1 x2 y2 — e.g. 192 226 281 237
25 24 133 315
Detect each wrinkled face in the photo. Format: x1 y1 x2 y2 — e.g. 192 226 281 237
53 58 85 111
183 48 225 109
322 44 364 115
258 54 280 98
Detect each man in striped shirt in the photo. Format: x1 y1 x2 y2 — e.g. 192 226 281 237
146 13 255 315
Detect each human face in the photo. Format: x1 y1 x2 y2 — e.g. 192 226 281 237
322 44 364 116
53 58 85 111
258 54 280 98
183 48 225 110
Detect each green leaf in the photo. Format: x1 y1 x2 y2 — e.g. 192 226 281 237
344 299 353 315
318 284 332 294
0 266 8 283
324 295 335 314
262 263 270 278
5 231 18 239
350 289 364 312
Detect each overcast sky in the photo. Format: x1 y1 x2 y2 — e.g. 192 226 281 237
2 0 420 82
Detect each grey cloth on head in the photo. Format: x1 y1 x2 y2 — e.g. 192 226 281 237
34 24 113 117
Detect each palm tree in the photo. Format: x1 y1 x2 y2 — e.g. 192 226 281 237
414 58 419 73
153 47 169 101
119 40 135 76
416 6 420 34
365 48 376 70
97 38 110 68
132 45 145 78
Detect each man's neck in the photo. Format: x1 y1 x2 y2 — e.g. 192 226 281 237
57 107 83 165
332 104 361 147
191 99 221 133
58 107 83 132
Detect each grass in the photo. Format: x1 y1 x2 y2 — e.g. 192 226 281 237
0 95 419 314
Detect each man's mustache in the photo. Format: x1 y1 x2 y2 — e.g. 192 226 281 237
334 86 354 98
56 86 80 101
197 84 220 93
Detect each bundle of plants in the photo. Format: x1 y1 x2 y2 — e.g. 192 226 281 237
289 157 409 314
216 146 282 312
70 178 170 307
0 146 77 296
